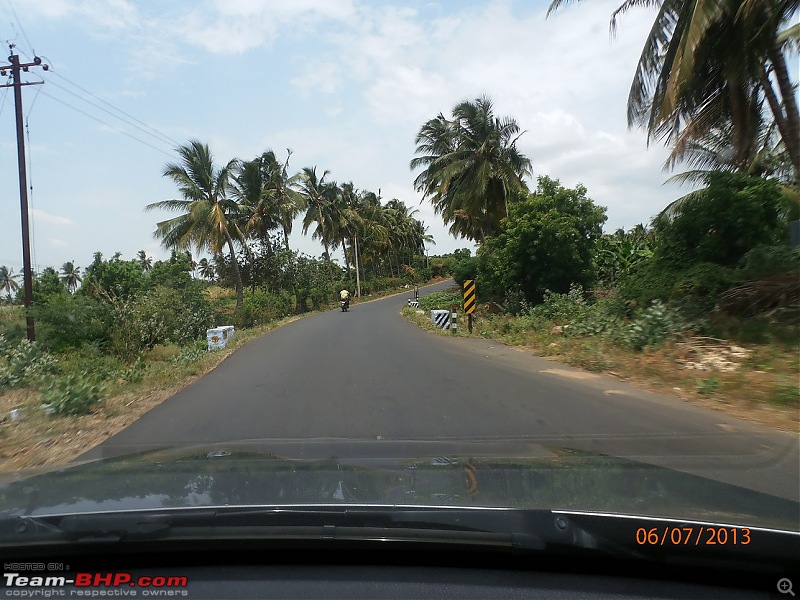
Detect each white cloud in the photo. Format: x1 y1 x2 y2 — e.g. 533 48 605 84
48 238 68 248
31 209 73 227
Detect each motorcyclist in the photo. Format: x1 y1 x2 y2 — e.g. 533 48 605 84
340 289 350 310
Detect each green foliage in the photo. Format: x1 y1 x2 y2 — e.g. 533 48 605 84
696 377 720 395
653 173 786 268
110 286 212 359
738 245 800 277
234 290 294 328
121 356 147 383
477 176 607 304
147 252 196 291
418 290 462 311
619 301 689 352
0 335 59 389
171 342 207 366
769 379 800 407
31 267 67 303
669 263 743 315
528 284 588 323
41 371 105 416
33 294 112 352
81 252 147 301
451 257 478 288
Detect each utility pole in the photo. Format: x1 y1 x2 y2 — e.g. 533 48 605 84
1 45 47 341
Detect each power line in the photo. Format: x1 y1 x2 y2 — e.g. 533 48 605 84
4 0 33 56
43 75 180 148
0 77 9 119
45 68 182 148
39 89 176 158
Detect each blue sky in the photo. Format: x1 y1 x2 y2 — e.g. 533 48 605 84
0 0 711 274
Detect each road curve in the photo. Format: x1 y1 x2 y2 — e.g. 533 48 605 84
81 280 799 501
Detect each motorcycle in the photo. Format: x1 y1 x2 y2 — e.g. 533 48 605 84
340 297 350 312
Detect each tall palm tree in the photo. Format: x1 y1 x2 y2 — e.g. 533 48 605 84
0 265 20 301
146 140 245 307
136 250 153 272
411 96 532 242
60 261 82 294
231 157 280 247
297 166 341 291
261 150 304 252
547 0 800 182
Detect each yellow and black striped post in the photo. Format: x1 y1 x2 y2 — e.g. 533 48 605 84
463 279 476 333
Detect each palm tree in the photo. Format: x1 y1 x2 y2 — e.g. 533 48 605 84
197 257 215 281
60 261 82 293
261 150 304 252
297 166 342 291
547 0 800 182
146 140 245 307
411 96 532 242
0 265 20 301
136 250 153 272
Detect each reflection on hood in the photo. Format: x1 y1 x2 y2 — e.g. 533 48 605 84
0 442 797 531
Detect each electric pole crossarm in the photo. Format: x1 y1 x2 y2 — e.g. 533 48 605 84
0 81 43 89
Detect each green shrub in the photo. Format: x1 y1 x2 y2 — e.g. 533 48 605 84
738 245 800 277
172 344 207 366
147 344 182 362
121 356 147 383
669 263 742 315
653 173 786 267
697 377 720 395
110 286 212 358
41 371 105 416
529 284 588 323
618 300 688 351
33 294 112 352
236 290 294 327
451 257 478 288
418 290 461 311
0 336 59 389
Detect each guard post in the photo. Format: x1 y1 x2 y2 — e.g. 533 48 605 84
463 279 476 333
451 304 457 334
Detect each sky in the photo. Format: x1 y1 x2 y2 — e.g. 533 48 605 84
0 0 713 273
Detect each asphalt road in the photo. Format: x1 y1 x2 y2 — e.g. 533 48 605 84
81 280 799 501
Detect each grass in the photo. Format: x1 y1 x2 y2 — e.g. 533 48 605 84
402 301 799 431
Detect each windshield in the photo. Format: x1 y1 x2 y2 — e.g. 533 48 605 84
0 0 797 576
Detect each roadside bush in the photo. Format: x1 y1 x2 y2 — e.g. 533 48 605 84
110 286 212 358
41 371 105 416
34 294 112 352
172 342 207 366
618 260 677 312
669 263 743 316
121 356 147 383
528 284 588 323
738 245 800 278
618 300 689 351
234 291 293 328
0 336 59 389
418 290 461 311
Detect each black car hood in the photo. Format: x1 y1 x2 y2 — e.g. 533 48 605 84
0 439 797 531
